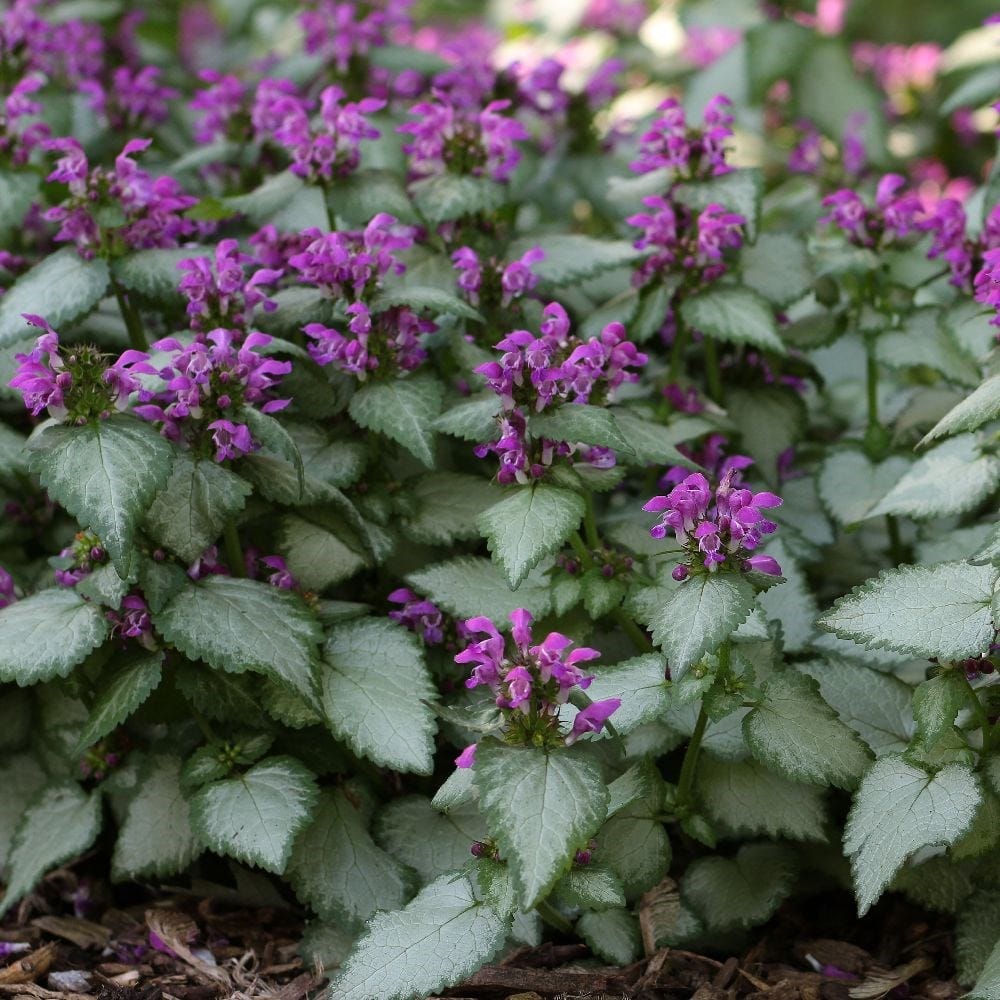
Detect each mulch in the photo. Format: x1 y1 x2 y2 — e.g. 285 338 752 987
0 865 962 1000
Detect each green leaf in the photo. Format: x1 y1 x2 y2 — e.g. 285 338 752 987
697 755 827 840
112 754 200 881
744 670 872 788
727 385 805 482
112 247 210 301
155 577 322 700
756 538 817 653
348 374 442 467
0 754 46 874
0 590 108 686
649 574 756 680
599 807 672 900
374 285 483 322
0 423 27 479
328 874 508 1000
895 855 977 914
328 168 417 225
579 569 625 619
913 671 973 750
612 409 697 467
224 169 304 223
957 890 1000 986
681 844 797 931
673 169 763 241
745 20 812 99
240 406 305 495
27 416 174 577
679 287 784 353
551 864 625 912
740 232 812 308
529 406 631 454
190 756 318 875
75 651 162 753
279 513 367 591
819 560 998 660
400 472 502 545
576 909 641 966
145 454 251 564
796 659 914 755
507 234 640 284
921 375 1000 445
582 654 669 735
0 247 109 347
0 783 102 915
406 556 552 622
411 173 505 224
818 450 913 524
0 171 40 241
75 561 134 609
971 937 1000 1000
476 484 584 590
474 739 608 909
876 310 981 388
844 754 981 916
375 796 486 884
287 789 414 927
941 64 1000 116
433 394 500 442
319 619 436 775
868 435 1000 521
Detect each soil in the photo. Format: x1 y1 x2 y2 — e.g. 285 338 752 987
0 863 962 1000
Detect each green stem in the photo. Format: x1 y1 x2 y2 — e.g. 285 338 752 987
865 341 879 430
676 642 728 806
536 899 573 934
669 320 691 382
111 276 148 351
959 671 994 752
704 337 723 405
582 492 600 551
223 520 246 577
569 531 592 568
885 514 905 564
190 705 217 744
614 608 654 653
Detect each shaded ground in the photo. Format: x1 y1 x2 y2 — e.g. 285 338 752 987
0 866 960 1000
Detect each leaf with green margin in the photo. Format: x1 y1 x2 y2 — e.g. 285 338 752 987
137 557 188 614
912 671 973 750
740 232 812 308
818 561 998 661
155 577 322 700
279 514 367 591
476 484 584 590
411 174 505 224
0 423 27 479
0 590 108 686
400 472 502 545
507 234 640 284
611 409 700 468
673 169 763 241
319 618 436 775
681 844 797 931
550 864 625 912
0 248 109 347
529 406 631 454
0 783 102 915
474 739 608 909
27 416 174 577
0 754 46 874
756 538 817 653
239 406 304 495
348 374 442 468
727 385 805 482
844 754 981 916
433 394 500 442
649 574 756 680
796 659 914 755
957 890 1000 987
697 755 827 841
328 168 417 225
112 754 200 880
920 375 1000 445
74 651 162 754
328 874 508 1000
599 807 672 900
374 795 486 884
679 287 784 353
111 247 211 300
576 909 641 966
894 855 978 914
75 561 134 610
868 435 1000 521
876 310 981 388
406 556 552 622
744 670 872 788
581 654 669 735
190 756 318 875
818 450 912 525
145 453 252 563
373 285 483 322
971 937 1000 1000
287 789 414 927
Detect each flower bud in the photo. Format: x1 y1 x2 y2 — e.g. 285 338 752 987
672 564 689 582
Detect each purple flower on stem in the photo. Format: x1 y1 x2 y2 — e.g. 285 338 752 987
566 699 622 745
106 594 155 649
207 419 254 462
388 587 446 644
631 95 734 178
974 248 1000 327
455 743 477 769
0 567 17 609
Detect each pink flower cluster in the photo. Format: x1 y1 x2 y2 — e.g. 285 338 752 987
453 608 620 765
452 246 545 308
644 470 783 579
631 95 734 178
821 174 922 248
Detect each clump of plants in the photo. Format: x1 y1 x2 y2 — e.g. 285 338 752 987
0 0 999 998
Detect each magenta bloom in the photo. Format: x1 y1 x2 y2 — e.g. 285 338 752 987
0 567 16 609
566 699 622 745
455 744 477 769
388 588 446 644
207 419 254 462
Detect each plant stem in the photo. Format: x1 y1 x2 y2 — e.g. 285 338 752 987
536 900 573 934
865 341 879 430
959 671 994 752
111 276 148 351
676 642 728 806
582 491 600 551
704 337 723 405
668 320 690 382
569 530 592 568
614 608 654 652
223 520 246 577
885 514 904 564
190 705 217 744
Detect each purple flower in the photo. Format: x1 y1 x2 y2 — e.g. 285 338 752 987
299 0 411 71
0 567 17 608
566 699 621 745
207 419 255 462
581 0 647 34
822 174 921 249
260 555 296 590
744 554 782 576
455 743 477 769
190 69 248 143
500 247 545 306
9 326 68 420
388 588 446 644
631 95 734 178
974 248 1000 327
107 594 155 648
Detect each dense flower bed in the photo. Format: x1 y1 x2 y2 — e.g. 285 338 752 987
0 0 999 997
